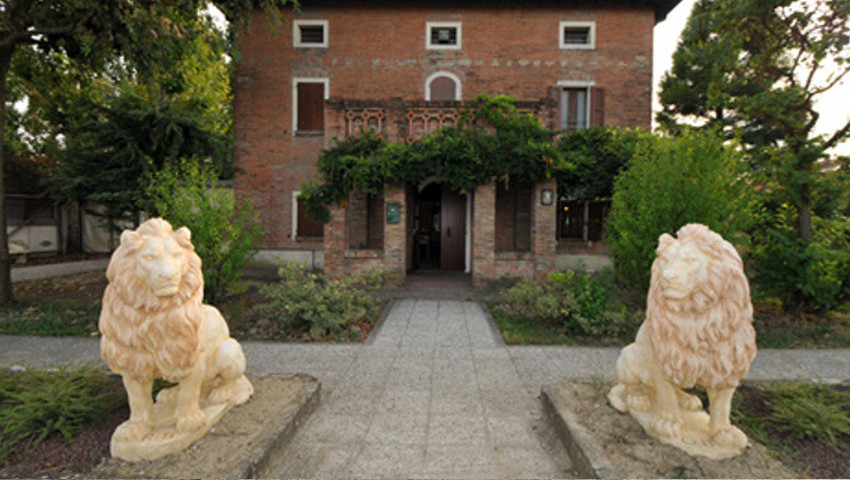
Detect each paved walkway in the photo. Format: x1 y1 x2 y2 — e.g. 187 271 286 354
11 258 110 283
1 299 849 478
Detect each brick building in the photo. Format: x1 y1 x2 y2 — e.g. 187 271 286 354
234 0 679 283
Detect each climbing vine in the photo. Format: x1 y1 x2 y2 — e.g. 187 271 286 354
299 94 644 223
300 95 568 222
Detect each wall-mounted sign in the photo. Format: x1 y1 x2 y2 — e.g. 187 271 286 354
386 202 401 224
541 188 554 206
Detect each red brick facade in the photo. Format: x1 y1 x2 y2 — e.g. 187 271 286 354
234 1 665 281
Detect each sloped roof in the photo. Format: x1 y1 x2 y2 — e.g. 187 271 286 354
300 0 682 24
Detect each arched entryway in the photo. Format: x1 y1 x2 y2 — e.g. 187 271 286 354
409 181 469 272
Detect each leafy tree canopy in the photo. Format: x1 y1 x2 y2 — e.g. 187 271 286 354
0 0 295 302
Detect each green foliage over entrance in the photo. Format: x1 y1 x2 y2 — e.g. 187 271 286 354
299 95 569 222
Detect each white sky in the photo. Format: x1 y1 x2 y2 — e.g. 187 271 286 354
653 0 850 155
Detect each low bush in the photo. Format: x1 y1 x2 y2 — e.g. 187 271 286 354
0 364 125 465
496 268 638 338
250 263 384 341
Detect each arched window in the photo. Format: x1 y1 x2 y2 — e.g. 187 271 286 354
425 72 461 101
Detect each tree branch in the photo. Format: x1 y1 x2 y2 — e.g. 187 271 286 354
824 119 850 151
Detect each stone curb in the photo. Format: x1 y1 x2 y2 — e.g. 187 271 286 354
93 373 321 479
243 374 322 478
541 382 615 479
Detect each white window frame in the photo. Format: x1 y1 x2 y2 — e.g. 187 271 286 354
424 71 462 101
291 77 330 135
426 21 462 50
559 21 595 50
557 80 595 129
293 19 329 48
291 190 301 240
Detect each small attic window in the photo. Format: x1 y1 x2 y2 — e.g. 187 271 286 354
294 20 328 48
427 22 462 50
559 21 595 50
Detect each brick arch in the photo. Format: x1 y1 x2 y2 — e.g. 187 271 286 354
424 72 462 101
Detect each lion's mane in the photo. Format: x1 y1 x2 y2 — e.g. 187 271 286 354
99 219 205 382
646 224 756 390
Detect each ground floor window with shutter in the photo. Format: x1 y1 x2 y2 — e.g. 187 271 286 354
495 180 532 252
347 189 384 250
293 78 328 134
555 82 604 129
292 191 324 240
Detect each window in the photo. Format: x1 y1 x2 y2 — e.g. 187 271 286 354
559 199 609 241
562 87 589 130
292 191 324 240
426 22 462 50
495 180 532 252
425 72 462 101
347 190 384 250
555 82 604 130
292 78 328 134
293 20 328 48
559 21 595 50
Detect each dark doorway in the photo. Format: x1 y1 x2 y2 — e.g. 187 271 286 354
412 183 466 271
441 189 465 270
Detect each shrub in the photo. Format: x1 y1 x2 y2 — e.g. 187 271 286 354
252 263 384 341
750 202 850 312
606 130 752 296
0 364 125 465
146 160 265 304
496 268 638 338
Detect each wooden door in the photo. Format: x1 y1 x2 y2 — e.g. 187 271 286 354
441 190 466 270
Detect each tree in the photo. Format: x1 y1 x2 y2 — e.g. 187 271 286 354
657 0 850 310
0 0 294 303
49 93 230 229
658 0 850 242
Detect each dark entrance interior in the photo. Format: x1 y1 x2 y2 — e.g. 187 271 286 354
411 183 465 271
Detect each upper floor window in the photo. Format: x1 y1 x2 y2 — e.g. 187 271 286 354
555 82 604 129
425 72 462 101
427 22 462 50
293 78 328 134
294 20 328 48
559 21 595 50
562 87 589 130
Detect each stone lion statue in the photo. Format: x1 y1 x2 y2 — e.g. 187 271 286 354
99 218 253 461
608 223 756 459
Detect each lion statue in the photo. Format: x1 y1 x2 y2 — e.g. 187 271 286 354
99 218 253 461
608 223 756 459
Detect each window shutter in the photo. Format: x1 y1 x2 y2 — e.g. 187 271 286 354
429 77 457 101
297 82 325 131
548 86 561 129
297 198 324 237
591 86 605 127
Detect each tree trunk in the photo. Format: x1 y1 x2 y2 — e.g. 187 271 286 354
0 44 14 303
797 182 814 244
